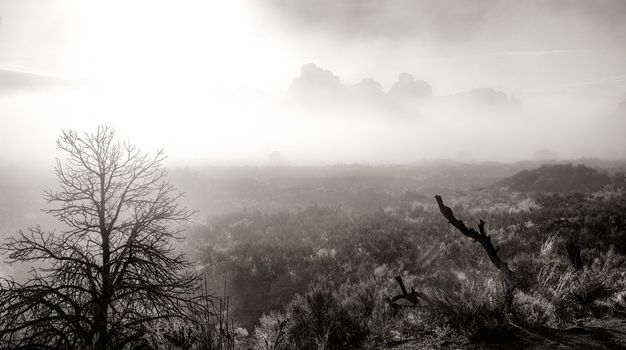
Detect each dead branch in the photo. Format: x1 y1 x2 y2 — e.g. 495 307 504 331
566 241 584 270
434 195 515 283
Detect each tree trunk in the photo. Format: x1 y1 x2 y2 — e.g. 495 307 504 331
96 172 111 350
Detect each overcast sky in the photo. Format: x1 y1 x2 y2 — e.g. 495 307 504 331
0 0 625 166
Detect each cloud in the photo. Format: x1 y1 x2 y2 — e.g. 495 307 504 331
497 50 570 57
350 78 385 98
0 69 69 93
389 73 433 100
453 87 512 106
289 63 344 94
260 0 495 40
288 64 434 114
617 98 626 115
281 61 527 145
288 63 514 110
258 0 626 48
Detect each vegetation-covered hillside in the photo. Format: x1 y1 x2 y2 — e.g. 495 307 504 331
182 164 626 349
497 164 616 193
3 157 626 349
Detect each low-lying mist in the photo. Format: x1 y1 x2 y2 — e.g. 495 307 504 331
0 64 625 168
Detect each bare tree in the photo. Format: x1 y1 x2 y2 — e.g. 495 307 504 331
0 126 204 349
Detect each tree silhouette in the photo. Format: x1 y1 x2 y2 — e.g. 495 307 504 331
0 126 203 349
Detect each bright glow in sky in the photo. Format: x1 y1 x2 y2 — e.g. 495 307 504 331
0 0 625 166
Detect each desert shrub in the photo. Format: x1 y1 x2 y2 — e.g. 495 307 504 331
428 278 509 336
511 291 556 328
536 262 577 322
253 312 291 350
565 252 622 312
247 274 425 349
144 319 220 350
509 253 545 291
287 283 371 350
375 308 466 349
533 193 626 254
551 273 614 321
355 270 427 346
276 275 429 349
287 286 336 350
537 248 624 322
612 290 626 310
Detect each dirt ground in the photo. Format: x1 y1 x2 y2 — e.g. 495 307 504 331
387 317 626 350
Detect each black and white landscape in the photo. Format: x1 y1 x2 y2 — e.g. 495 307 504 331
1 1 626 349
